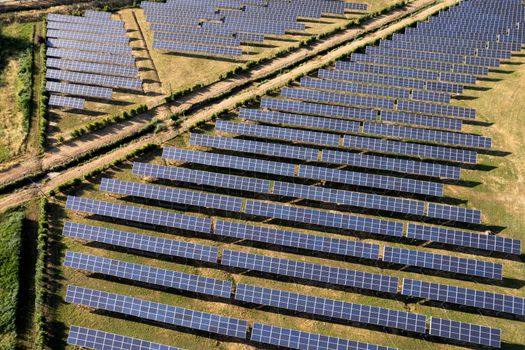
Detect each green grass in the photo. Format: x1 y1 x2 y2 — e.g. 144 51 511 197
0 208 24 350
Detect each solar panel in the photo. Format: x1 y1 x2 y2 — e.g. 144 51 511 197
223 16 305 31
392 33 521 51
62 221 217 262
281 87 395 109
45 81 112 99
46 47 136 66
46 29 130 45
383 247 503 279
236 284 426 333
46 57 138 77
300 77 411 99
153 40 243 56
47 13 123 27
429 317 501 348
250 323 396 350
411 90 450 104
47 38 132 55
397 100 476 120
149 23 235 37
203 20 285 35
68 326 184 350
84 10 112 18
379 39 480 56
153 31 241 46
48 94 85 109
64 251 231 297
406 223 521 254
65 196 212 233
401 278 525 316
146 14 204 26
427 203 481 224
215 220 381 259
46 69 142 89
99 178 243 212
65 285 248 338
222 250 399 293
236 32 264 42
329 62 440 82
379 110 462 131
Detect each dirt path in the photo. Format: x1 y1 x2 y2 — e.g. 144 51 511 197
0 0 457 211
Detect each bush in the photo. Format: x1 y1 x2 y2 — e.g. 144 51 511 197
38 20 48 152
16 48 33 133
34 198 48 350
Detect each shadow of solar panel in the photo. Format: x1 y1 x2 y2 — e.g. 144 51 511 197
65 285 248 338
46 48 136 66
216 120 341 146
250 323 397 350
215 220 381 259
162 148 297 176
299 164 444 196
47 13 123 27
100 178 243 211
239 108 361 133
281 87 395 109
427 203 481 224
154 31 241 46
383 246 502 279
300 77 411 99
261 97 378 121
321 149 460 179
46 58 138 77
401 279 525 316
189 133 319 161
67 326 184 350
65 196 212 233
406 223 521 254
47 38 132 55
244 200 404 237
64 251 231 297
342 135 477 163
132 162 271 193
46 29 130 45
153 40 243 56
221 250 399 293
397 100 476 120
46 69 141 89
63 221 217 262
320 68 426 90
429 317 501 348
49 94 85 109
362 123 491 148
236 284 426 333
45 81 113 99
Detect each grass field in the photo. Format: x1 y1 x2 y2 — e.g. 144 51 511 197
0 22 34 163
45 51 525 349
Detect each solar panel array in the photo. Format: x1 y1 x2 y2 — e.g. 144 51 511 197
45 12 141 108
48 94 85 109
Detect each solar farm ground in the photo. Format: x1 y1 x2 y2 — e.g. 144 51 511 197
45 53 525 349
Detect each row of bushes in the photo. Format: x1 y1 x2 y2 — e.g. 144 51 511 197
16 48 34 134
33 198 49 350
164 83 204 103
0 208 24 350
38 20 49 152
69 104 147 139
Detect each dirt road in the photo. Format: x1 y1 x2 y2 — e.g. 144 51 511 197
0 0 458 211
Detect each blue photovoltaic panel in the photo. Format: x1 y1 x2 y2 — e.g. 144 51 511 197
401 279 525 316
300 77 411 99
153 31 241 46
47 38 132 55
281 87 395 109
406 223 521 254
379 39 478 56
392 33 521 51
427 203 481 224
215 120 341 146
132 162 271 193
153 40 243 56
65 196 212 233
236 284 426 333
383 247 502 279
149 23 235 37
379 110 463 131
322 68 425 90
250 323 396 350
47 13 123 27
203 20 285 35
84 10 112 18
239 108 360 133
244 200 404 237
321 149 460 179
189 133 319 161
429 317 501 348
162 148 297 177
215 220 381 259
45 81 112 99
45 19 130 35
99 178 243 212
222 250 399 293
46 57 138 77
48 94 85 109
64 251 231 297
329 62 440 81
299 164 443 197
46 48 136 66
411 90 450 104
46 69 141 89
65 285 248 338
343 135 477 163
62 221 218 262
362 123 491 149
223 16 305 31
397 100 476 120
46 29 129 45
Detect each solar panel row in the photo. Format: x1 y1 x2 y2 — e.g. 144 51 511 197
48 94 85 109
46 57 139 77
